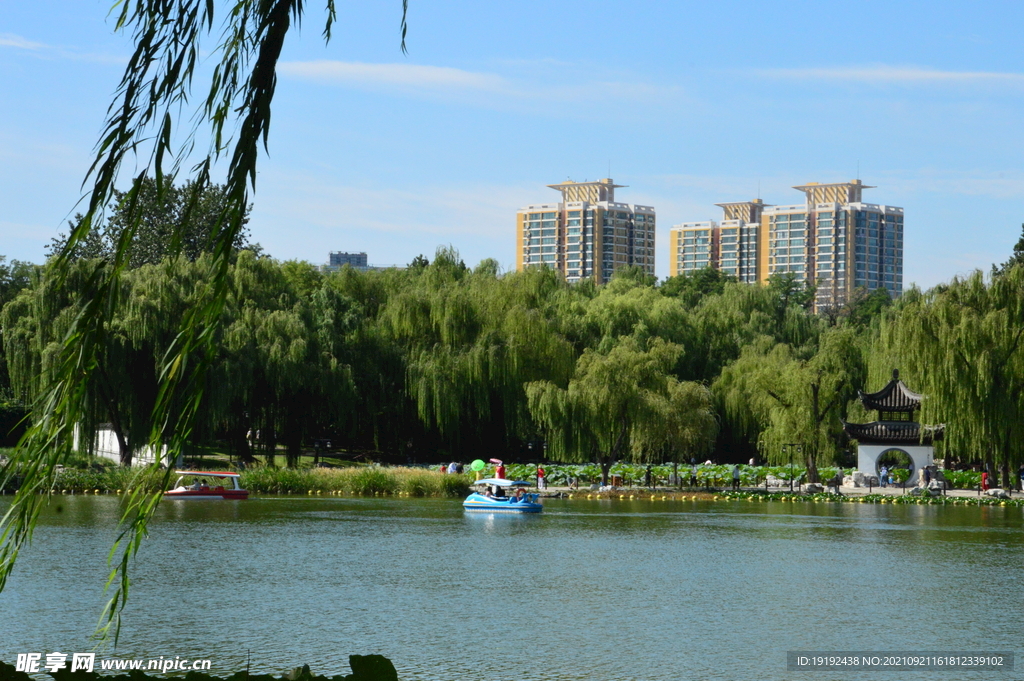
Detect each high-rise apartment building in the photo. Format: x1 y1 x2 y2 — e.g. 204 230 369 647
516 179 655 284
670 180 903 309
670 199 767 284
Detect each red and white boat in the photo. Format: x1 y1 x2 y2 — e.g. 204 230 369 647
165 471 249 500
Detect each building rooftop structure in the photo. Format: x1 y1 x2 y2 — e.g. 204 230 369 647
517 177 655 285
671 179 904 311
843 369 944 445
858 369 924 413
546 178 624 203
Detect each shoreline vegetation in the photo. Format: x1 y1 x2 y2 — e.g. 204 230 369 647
0 461 1013 505
0 465 474 498
7 483 1023 508
8 251 1023 488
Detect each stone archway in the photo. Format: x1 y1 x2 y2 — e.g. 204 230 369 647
857 444 933 486
876 447 914 484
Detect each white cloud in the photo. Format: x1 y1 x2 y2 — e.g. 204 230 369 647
874 169 1024 200
0 33 48 50
277 59 686 113
278 61 507 93
755 65 1024 85
0 32 125 65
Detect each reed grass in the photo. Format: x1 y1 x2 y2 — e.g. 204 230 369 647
239 466 470 497
43 466 169 493
4 465 469 497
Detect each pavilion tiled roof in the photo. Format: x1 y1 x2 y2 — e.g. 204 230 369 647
842 420 944 445
858 369 924 412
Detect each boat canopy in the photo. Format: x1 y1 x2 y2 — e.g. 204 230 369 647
473 478 531 487
174 470 241 478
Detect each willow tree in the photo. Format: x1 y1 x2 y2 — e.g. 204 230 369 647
874 269 1024 483
0 0 410 640
715 327 865 482
380 248 576 455
680 280 823 383
526 336 718 485
1 259 161 466
48 179 255 267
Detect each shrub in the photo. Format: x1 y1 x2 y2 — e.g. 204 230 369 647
941 469 981 489
400 473 439 497
438 474 471 497
345 468 398 495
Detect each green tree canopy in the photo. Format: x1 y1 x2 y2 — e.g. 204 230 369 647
527 336 717 484
715 327 865 482
48 179 256 268
0 257 38 402
993 223 1024 276
659 267 737 306
873 269 1024 482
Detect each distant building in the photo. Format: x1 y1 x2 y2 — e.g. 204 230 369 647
668 199 768 285
321 252 403 273
516 178 655 285
329 252 368 268
669 180 903 310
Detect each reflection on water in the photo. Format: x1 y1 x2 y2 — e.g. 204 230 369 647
1 496 1021 680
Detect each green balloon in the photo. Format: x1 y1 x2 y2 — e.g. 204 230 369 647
470 459 485 471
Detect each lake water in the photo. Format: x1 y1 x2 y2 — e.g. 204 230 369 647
1 495 1021 680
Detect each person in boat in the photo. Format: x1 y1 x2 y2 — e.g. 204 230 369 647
491 484 506 498
191 479 202 491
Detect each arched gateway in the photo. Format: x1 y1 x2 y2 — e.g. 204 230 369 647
842 370 944 486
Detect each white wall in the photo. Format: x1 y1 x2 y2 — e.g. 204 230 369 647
73 425 167 466
857 444 933 485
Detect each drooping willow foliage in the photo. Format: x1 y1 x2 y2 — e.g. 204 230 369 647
714 327 866 482
872 268 1024 481
0 0 409 642
527 336 718 484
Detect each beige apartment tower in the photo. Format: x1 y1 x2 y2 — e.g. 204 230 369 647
516 179 655 284
669 180 903 309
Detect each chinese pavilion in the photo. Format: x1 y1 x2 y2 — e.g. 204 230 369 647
842 369 944 485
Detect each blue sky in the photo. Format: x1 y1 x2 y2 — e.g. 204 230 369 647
2 1 1023 288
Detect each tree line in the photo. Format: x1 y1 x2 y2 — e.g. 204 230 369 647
4 196 1024 483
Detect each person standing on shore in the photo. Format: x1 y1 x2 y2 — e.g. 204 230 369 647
690 459 698 487
879 465 888 488
1017 464 1024 493
495 461 506 479
732 465 741 491
537 465 546 490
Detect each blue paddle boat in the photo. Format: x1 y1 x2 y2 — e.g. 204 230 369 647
463 478 543 513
